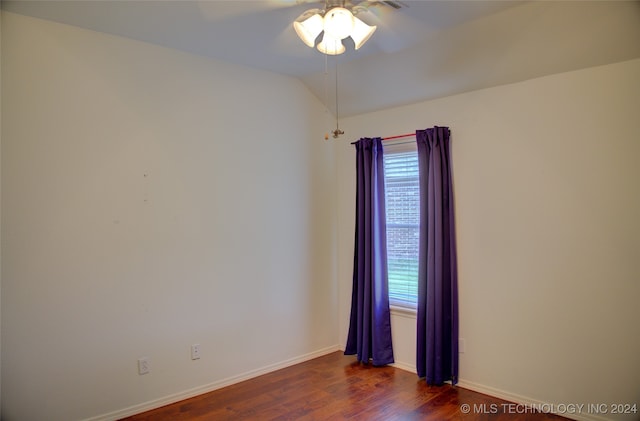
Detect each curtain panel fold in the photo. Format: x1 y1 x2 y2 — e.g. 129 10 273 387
416 127 459 385
345 137 395 366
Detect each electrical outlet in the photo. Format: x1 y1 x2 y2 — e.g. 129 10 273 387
138 357 150 375
191 344 201 360
459 338 466 353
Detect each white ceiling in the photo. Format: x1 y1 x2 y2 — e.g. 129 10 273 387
4 0 640 117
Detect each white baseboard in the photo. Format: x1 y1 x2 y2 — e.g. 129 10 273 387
84 345 341 421
336 344 417 374
391 361 417 373
456 379 613 421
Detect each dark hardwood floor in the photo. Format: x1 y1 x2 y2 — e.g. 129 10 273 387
122 351 567 420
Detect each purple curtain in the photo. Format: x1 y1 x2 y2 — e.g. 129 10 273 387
416 127 459 384
345 137 394 366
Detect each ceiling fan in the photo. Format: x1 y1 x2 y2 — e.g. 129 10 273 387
292 0 408 55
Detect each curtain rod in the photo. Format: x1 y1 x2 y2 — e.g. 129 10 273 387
383 132 415 141
350 132 415 144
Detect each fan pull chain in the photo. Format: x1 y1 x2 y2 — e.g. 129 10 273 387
323 51 330 140
331 47 344 139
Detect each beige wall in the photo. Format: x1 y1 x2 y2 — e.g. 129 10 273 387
1 12 338 420
337 59 640 421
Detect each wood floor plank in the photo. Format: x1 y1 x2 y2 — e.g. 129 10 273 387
121 351 568 420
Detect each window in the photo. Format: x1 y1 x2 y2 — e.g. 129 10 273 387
383 142 419 309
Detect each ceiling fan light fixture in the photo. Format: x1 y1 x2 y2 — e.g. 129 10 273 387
317 35 346 55
293 5 376 54
323 7 354 41
293 12 324 48
351 17 377 50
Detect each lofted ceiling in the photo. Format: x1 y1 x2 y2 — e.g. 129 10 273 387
3 0 640 117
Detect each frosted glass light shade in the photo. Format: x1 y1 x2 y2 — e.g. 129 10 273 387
323 7 354 41
317 35 346 55
351 17 377 50
293 13 324 48
293 6 376 53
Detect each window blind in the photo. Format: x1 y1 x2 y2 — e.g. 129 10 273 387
383 144 419 308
